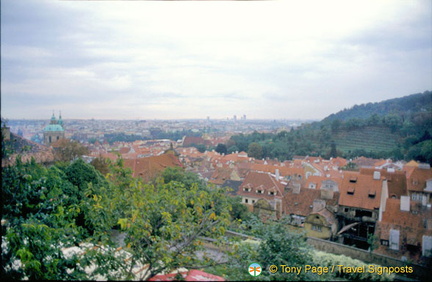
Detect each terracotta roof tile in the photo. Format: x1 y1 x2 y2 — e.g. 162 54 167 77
339 170 382 210
124 153 183 182
237 171 285 201
404 166 432 192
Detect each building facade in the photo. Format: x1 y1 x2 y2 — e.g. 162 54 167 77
43 112 65 146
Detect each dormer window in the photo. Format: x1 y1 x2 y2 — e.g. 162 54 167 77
268 191 276 196
349 177 357 183
347 187 355 195
243 188 251 192
368 190 376 198
256 189 264 194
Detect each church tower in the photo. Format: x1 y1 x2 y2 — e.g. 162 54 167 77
43 111 65 146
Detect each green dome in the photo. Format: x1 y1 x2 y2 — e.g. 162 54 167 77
44 124 64 132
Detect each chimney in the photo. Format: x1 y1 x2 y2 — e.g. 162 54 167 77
312 199 326 213
320 189 334 200
275 169 280 179
373 171 381 180
292 182 301 194
379 179 389 222
400 196 410 212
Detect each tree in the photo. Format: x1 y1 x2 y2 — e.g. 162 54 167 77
248 142 263 159
227 145 239 154
215 143 227 155
84 172 232 280
2 154 233 280
225 218 319 281
64 158 106 190
53 139 89 162
193 143 206 153
1 158 88 280
90 156 111 176
329 141 338 158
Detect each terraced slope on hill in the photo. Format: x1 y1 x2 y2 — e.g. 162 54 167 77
333 126 399 154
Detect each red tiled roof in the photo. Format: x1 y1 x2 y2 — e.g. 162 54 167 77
339 170 382 210
124 154 183 181
378 198 432 244
283 188 321 217
403 166 432 192
182 136 209 147
237 171 285 201
360 168 407 198
283 187 339 217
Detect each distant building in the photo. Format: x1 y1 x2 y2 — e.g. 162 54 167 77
43 112 65 146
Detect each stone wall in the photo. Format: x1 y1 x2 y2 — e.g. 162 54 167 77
307 237 429 280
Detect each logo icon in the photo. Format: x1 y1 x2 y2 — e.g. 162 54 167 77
248 263 262 277
269 265 278 274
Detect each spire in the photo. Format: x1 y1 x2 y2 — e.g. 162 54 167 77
58 111 63 127
50 110 57 124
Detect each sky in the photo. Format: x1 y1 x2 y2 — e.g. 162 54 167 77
1 0 431 120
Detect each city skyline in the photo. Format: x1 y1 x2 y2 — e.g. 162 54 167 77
1 0 431 120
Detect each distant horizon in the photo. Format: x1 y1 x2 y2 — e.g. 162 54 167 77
2 90 429 122
4 116 319 122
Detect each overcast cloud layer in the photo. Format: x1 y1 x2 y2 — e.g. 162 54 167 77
1 0 431 120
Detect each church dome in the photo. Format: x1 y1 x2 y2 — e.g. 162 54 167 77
44 124 64 132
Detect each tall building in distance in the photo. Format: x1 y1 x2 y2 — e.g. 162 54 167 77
43 112 65 146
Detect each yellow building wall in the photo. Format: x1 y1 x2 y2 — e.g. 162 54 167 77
304 214 332 239
304 223 332 239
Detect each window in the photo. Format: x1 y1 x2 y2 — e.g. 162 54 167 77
423 235 432 257
347 187 355 195
412 193 422 202
252 200 255 204
256 190 264 194
355 210 372 218
244 198 249 204
243 188 251 192
311 225 322 232
349 177 357 183
389 229 400 250
268 191 276 196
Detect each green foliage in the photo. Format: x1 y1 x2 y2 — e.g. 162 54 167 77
215 143 228 155
2 155 234 280
312 251 394 281
227 92 432 163
160 166 207 190
54 139 89 162
1 159 88 280
65 158 106 189
90 156 111 176
227 145 240 154
193 143 207 153
84 168 232 280
323 91 431 122
223 219 319 281
227 196 251 222
248 142 263 159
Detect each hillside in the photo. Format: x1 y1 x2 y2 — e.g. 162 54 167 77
323 91 432 122
333 126 399 154
228 91 432 163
